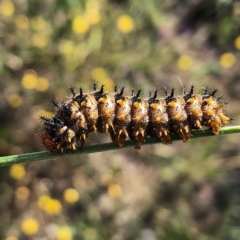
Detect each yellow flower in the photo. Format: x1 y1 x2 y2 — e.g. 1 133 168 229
5 236 18 240
31 33 48 48
38 195 51 209
59 40 75 56
72 16 89 34
64 188 79 204
15 186 30 200
220 52 236 68
117 14 134 33
9 164 25 180
235 36 240 50
107 184 122 199
91 68 107 81
0 0 15 17
15 14 29 30
21 70 38 89
44 199 62 216
35 77 49 92
31 16 45 31
177 55 193 70
85 9 101 25
21 218 39 236
7 94 22 108
38 195 62 215
57 227 73 240
83 228 97 240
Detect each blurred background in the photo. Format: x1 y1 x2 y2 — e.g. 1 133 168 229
1 0 240 239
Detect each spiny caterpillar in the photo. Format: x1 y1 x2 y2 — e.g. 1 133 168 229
40 83 231 153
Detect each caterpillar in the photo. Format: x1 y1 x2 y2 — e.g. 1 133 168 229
40 83 231 153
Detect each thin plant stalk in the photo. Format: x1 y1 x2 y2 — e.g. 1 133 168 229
0 126 239 166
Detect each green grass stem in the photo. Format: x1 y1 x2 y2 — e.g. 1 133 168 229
0 126 240 167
